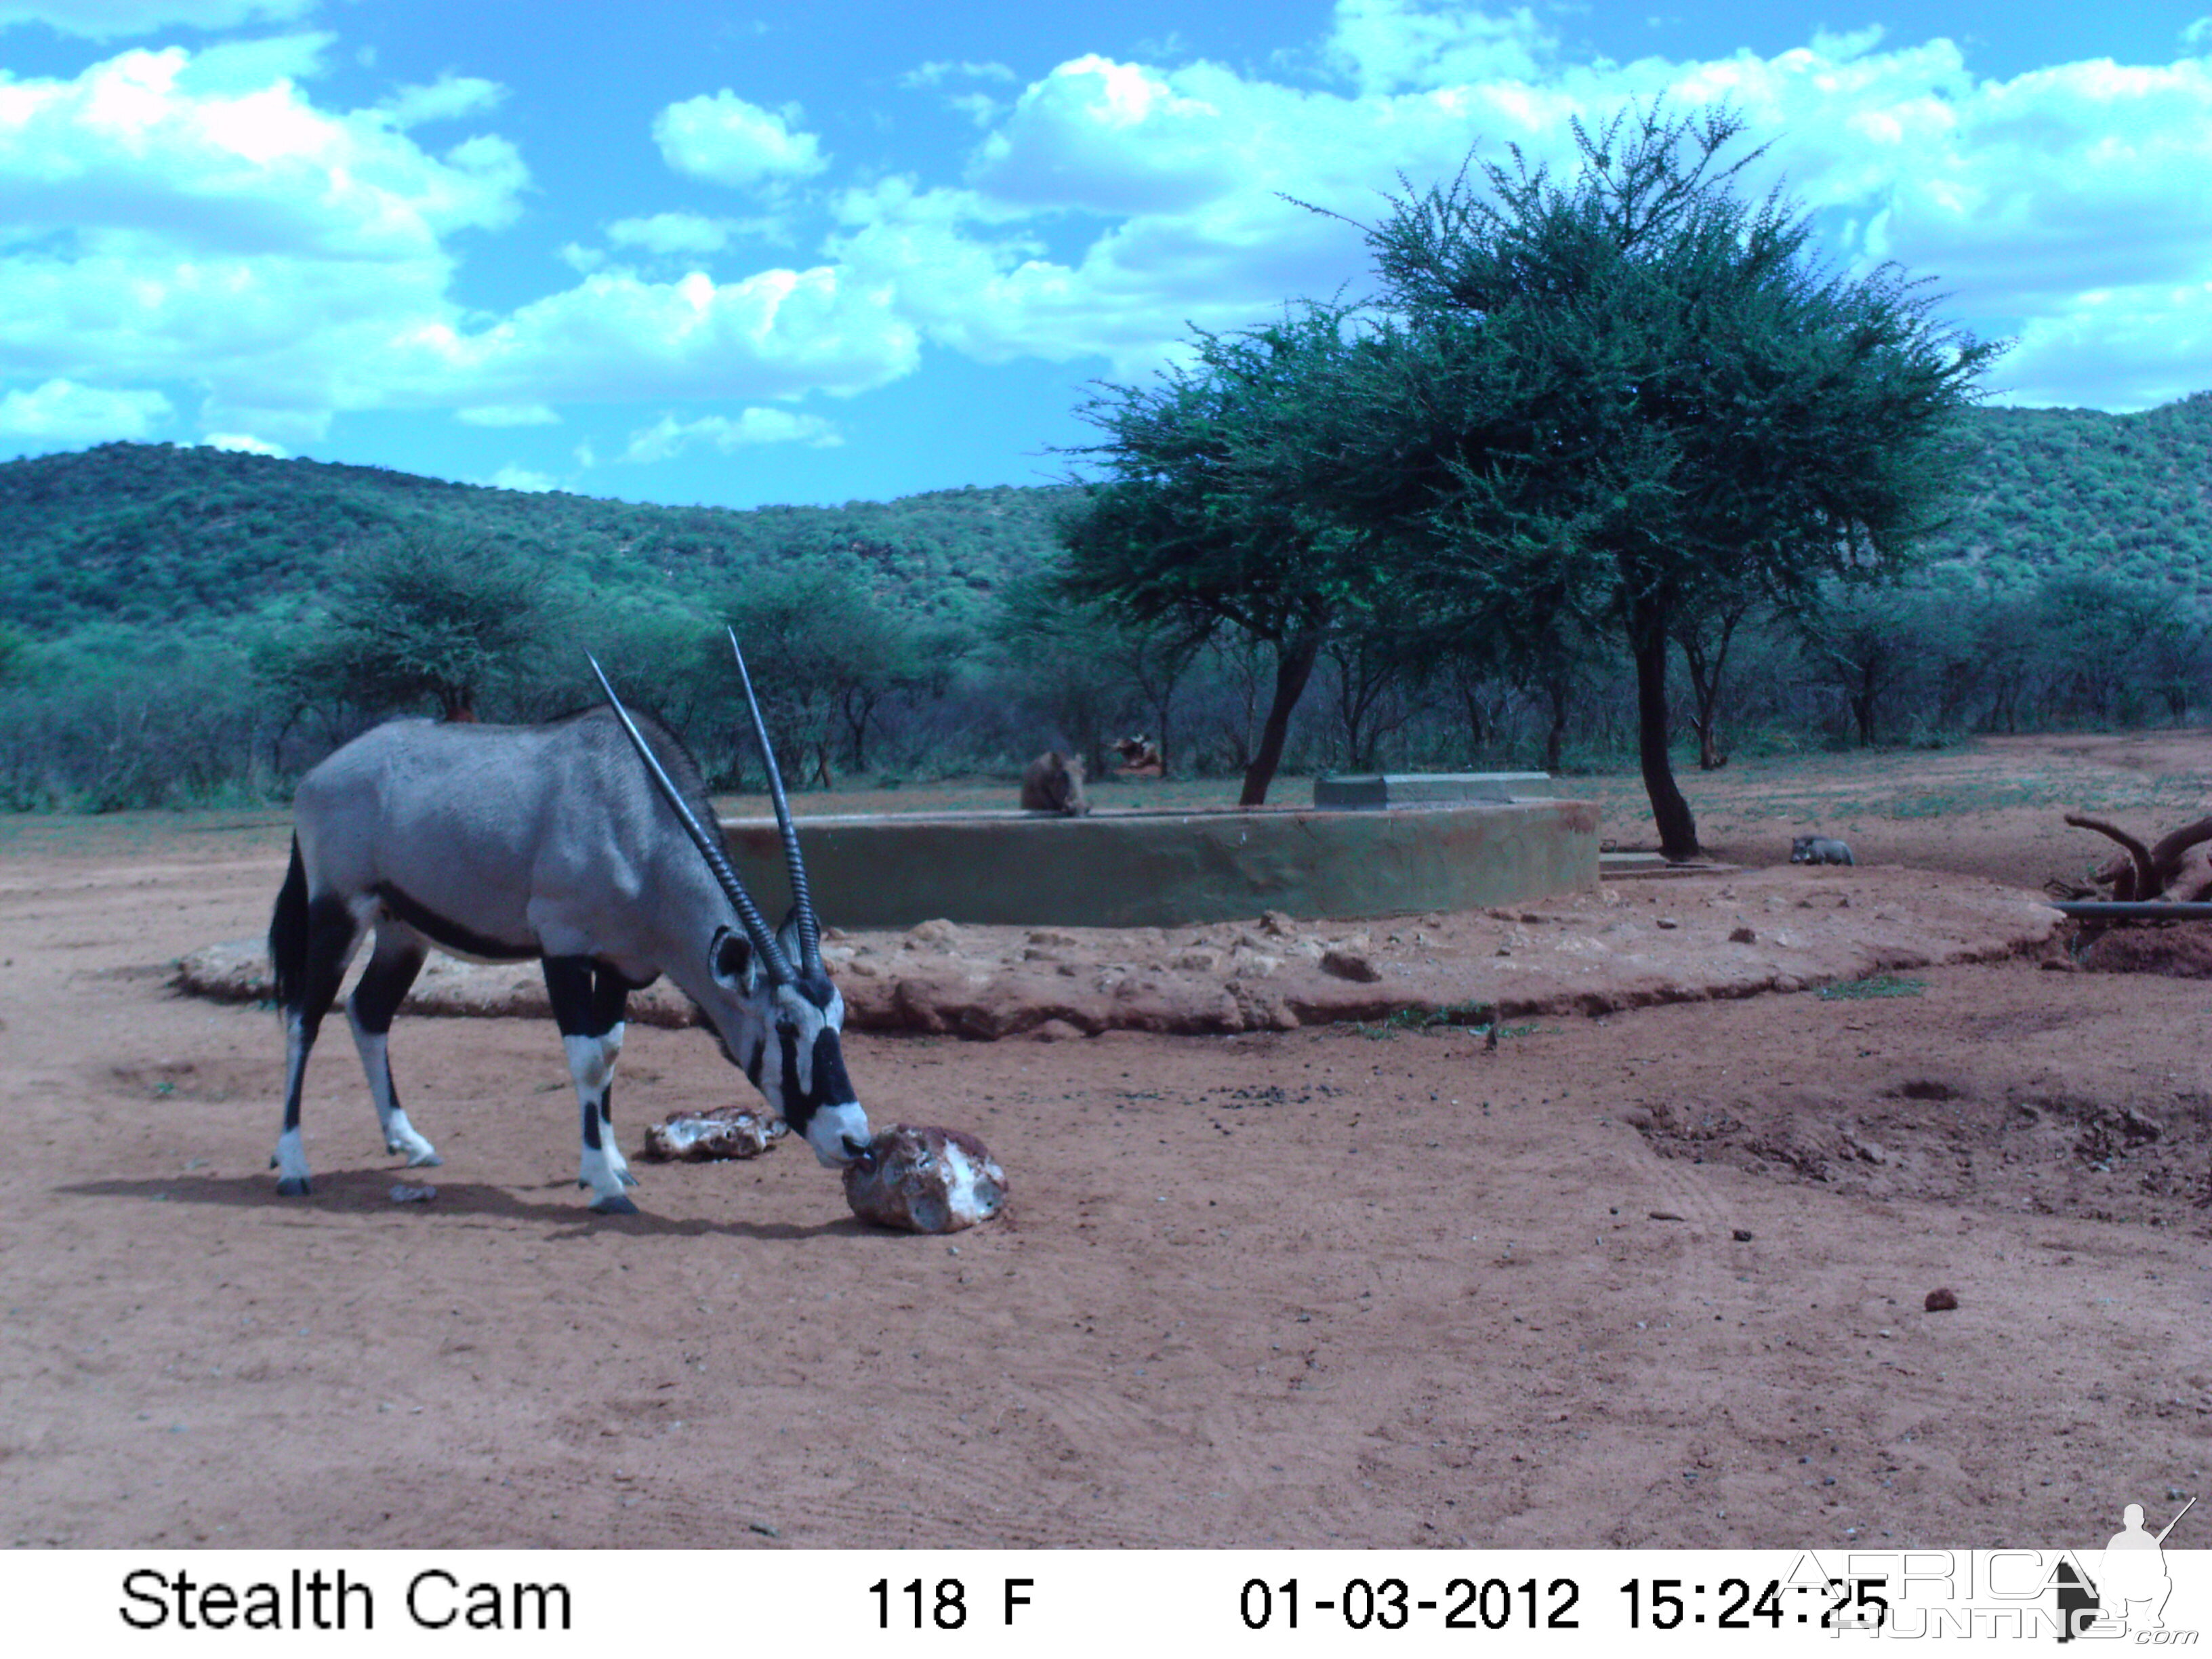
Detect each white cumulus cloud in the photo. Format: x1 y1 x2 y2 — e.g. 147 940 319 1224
967 56 1245 216
203 430 286 456
816 5 2212 407
396 267 914 407
607 211 731 255
0 378 171 440
456 404 558 427
0 45 919 449
616 407 843 465
9 7 2206 457
653 91 826 190
0 0 317 38
0 46 527 261
380 74 506 129
901 61 1018 87
1322 0 1556 95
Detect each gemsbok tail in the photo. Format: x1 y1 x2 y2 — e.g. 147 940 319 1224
268 835 309 1012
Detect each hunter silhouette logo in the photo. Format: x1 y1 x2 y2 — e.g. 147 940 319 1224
2059 1494 2196 1641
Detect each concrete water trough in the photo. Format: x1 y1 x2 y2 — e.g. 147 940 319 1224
722 795 1600 930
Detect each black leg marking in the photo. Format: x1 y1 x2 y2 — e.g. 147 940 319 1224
350 937 426 1036
544 955 599 1037
590 963 632 1033
349 932 443 1165
276 894 359 1197
592 965 640 1186
548 956 643 1211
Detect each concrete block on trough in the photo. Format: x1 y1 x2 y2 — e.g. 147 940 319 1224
1313 771 1554 808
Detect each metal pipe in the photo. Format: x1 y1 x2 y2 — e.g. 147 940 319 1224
2049 901 2212 920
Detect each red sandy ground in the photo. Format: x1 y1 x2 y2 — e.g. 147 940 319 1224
1 733 2206 1551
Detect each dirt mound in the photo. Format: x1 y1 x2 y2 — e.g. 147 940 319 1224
1632 1076 2212 1228
176 866 2062 1038
2078 925 2212 978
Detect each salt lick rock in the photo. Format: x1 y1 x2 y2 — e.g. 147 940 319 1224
842 1124 1007 1233
641 1105 785 1162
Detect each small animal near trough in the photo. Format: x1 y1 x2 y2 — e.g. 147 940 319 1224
721 795 1599 930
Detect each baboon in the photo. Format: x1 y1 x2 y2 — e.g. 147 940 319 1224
1021 751 1090 816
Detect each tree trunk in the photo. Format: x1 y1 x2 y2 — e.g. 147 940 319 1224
1630 598 1699 859
1851 662 1878 746
1543 676 1570 774
841 685 874 773
1683 654 1725 768
1240 629 1323 806
1675 607 1740 771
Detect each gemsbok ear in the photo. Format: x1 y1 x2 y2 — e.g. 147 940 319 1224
776 907 808 968
710 925 757 993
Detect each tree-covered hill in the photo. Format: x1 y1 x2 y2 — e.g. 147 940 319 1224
0 389 2208 644
0 440 1076 638
1922 392 2212 599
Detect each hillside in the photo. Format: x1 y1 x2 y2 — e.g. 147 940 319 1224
1927 393 2212 599
0 390 2208 641
0 442 1076 638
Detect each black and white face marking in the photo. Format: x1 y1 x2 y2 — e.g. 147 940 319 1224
709 926 869 1168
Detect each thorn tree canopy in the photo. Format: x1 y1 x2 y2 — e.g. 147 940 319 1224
1054 304 1407 806
1360 102 2003 857
255 534 552 724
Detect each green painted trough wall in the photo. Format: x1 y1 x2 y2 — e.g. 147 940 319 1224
722 798 1600 930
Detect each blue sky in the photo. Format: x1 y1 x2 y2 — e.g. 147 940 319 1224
1 1 2209 509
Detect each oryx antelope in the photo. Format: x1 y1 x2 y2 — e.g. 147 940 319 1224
265 634 869 1212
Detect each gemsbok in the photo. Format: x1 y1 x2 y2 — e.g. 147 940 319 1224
265 633 869 1212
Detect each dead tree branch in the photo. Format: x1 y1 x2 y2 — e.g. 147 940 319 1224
2064 814 2159 901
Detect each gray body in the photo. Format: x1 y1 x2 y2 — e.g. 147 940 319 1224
1021 750 1090 815
1790 835 1856 866
297 715 710 981
268 704 869 1212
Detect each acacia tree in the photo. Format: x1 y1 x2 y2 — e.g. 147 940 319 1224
255 534 552 724
1361 104 2002 857
1056 306 1400 804
721 560 929 785
1801 583 1936 746
994 582 1204 781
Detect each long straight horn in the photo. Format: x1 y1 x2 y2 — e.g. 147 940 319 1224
587 655 794 986
726 626 821 976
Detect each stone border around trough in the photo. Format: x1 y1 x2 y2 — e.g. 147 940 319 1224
175 867 2062 1040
